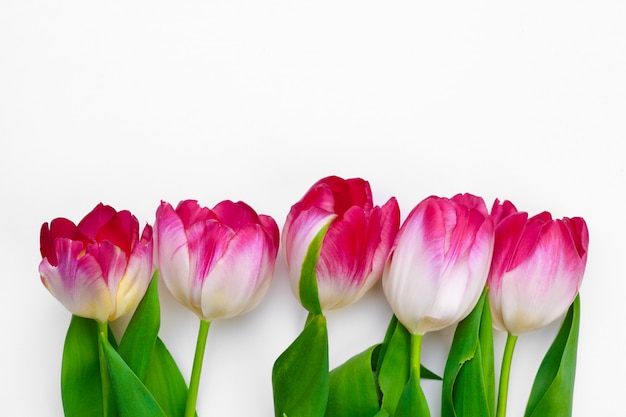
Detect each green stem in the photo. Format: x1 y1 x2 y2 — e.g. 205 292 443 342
496 333 518 417
185 320 211 417
410 333 423 380
97 321 110 417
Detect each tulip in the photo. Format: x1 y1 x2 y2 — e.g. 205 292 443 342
488 200 588 417
155 199 279 417
382 193 495 335
154 199 280 321
282 175 400 311
39 203 153 323
487 200 589 335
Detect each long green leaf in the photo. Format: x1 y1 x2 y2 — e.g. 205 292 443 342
61 316 104 417
394 371 431 417
118 271 160 380
272 314 329 417
100 334 168 417
524 295 580 417
144 337 193 417
442 289 495 417
299 224 330 315
377 316 441 416
326 345 380 417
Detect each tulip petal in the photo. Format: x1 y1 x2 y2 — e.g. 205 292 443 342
185 219 234 313
39 239 111 322
199 225 274 320
155 202 193 311
283 206 337 300
95 210 136 258
113 237 153 319
175 200 218 228
213 200 260 231
77 203 117 240
498 221 583 334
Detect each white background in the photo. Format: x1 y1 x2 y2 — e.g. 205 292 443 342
1 1 624 416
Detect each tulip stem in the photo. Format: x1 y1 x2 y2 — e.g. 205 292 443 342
496 333 518 417
185 320 211 417
410 333 423 380
97 321 110 417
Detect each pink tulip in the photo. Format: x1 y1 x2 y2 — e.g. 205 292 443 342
154 200 279 321
39 203 153 323
488 200 588 335
282 175 400 310
383 194 494 335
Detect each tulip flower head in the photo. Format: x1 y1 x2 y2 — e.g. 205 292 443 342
39 203 154 323
282 176 400 311
488 200 588 335
383 194 495 335
154 200 279 322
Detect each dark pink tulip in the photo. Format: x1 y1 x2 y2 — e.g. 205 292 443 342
154 200 279 321
283 176 400 310
383 194 494 335
488 200 588 335
39 203 153 322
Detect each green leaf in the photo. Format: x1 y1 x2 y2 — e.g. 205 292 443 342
326 345 380 417
299 223 331 315
144 337 193 417
442 288 495 417
100 333 168 417
394 371 431 417
61 316 104 417
118 271 160 380
377 316 441 416
272 314 329 417
524 295 580 417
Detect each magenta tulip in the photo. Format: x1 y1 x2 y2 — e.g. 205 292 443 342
154 200 279 321
282 175 400 310
383 194 494 335
39 203 153 323
488 200 588 335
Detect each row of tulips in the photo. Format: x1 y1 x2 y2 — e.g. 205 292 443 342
39 175 588 417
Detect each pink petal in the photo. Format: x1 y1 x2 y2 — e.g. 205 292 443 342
39 239 111 322
185 219 234 308
113 236 153 319
199 224 276 320
259 214 280 254
95 211 136 258
155 201 193 310
77 203 117 239
282 205 337 299
175 200 218 228
212 200 260 231
490 199 518 226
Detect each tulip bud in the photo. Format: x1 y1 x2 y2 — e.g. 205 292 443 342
39 203 153 323
383 194 494 335
282 176 400 311
154 199 279 322
488 200 588 335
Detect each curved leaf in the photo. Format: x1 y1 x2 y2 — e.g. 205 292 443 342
299 224 330 315
378 316 441 416
394 371 431 417
61 316 104 417
524 295 580 417
272 314 329 417
100 334 168 417
118 271 160 380
442 289 495 417
326 345 380 417
145 337 192 417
